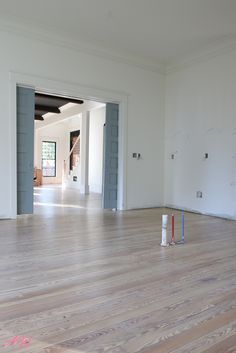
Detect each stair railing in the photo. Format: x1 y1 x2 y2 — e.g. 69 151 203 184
62 135 80 185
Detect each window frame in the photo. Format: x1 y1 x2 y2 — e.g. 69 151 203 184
42 141 57 177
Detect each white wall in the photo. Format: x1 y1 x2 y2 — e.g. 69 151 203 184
0 29 164 218
1 28 235 219
89 107 105 193
165 49 236 219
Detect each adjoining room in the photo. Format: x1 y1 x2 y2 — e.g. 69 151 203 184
33 92 106 214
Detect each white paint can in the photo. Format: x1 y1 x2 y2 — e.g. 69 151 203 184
161 215 168 246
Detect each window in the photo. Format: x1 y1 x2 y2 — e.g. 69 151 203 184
42 141 56 177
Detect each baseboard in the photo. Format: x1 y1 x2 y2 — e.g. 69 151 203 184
89 184 102 193
0 216 11 220
126 202 164 211
164 203 236 221
125 202 236 220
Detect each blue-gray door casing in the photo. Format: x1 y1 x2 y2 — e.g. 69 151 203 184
103 103 119 209
17 86 35 214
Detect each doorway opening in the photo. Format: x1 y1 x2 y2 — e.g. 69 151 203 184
16 87 119 215
69 130 80 172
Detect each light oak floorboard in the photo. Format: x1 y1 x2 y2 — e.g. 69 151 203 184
0 188 236 352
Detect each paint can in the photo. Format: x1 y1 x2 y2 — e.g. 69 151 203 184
161 214 168 246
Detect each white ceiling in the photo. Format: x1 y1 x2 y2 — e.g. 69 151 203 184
1 0 236 71
35 99 105 130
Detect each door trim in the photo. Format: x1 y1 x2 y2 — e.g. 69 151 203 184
10 71 128 218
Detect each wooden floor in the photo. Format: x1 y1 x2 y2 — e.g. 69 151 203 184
0 188 236 353
33 185 102 215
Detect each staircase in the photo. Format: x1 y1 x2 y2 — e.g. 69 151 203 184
62 135 81 189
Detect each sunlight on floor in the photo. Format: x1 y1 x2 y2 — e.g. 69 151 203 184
33 185 102 214
34 202 85 209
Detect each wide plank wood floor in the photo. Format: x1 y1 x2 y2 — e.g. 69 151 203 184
0 192 236 352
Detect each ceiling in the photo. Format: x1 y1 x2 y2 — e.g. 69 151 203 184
35 93 83 121
1 0 236 70
35 97 105 130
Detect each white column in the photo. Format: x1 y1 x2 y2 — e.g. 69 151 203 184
80 111 90 194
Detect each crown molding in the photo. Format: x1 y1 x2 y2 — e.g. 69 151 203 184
166 37 236 74
0 18 165 75
1 17 236 77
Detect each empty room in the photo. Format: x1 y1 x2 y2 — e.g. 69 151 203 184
0 1 236 352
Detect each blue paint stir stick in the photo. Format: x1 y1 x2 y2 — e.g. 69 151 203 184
181 212 185 243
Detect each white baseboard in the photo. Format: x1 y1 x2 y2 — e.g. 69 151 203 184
89 184 102 193
164 203 236 221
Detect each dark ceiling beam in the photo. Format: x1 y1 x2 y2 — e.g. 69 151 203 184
35 105 61 114
35 93 84 105
35 115 44 121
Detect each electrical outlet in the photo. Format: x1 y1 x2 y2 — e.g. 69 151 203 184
196 191 203 198
132 153 141 159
